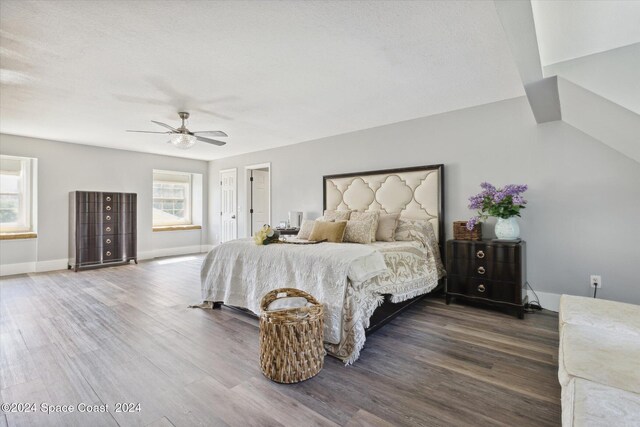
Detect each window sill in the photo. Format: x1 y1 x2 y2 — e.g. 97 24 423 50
153 225 202 232
0 232 38 240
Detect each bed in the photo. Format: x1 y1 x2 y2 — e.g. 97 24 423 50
201 164 445 364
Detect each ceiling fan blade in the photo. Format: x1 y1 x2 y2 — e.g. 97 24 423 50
196 136 226 146
151 120 178 132
192 131 228 137
126 130 171 134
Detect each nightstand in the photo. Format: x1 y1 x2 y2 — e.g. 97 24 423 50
276 228 300 236
446 239 527 318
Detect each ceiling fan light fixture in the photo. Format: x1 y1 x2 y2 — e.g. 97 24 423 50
171 133 197 149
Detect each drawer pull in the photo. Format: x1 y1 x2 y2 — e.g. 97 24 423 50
106 206 112 211
477 266 485 275
105 227 112 232
106 215 111 220
476 250 485 259
106 239 112 244
477 284 486 293
106 196 111 202
106 251 112 256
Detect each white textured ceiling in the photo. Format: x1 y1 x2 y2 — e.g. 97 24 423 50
531 0 640 66
1 1 524 160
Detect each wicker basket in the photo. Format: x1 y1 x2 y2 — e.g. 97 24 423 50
453 221 482 240
259 288 325 384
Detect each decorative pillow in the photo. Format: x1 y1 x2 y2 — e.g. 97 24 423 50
297 219 316 239
309 220 347 243
395 219 445 276
376 213 400 241
323 210 352 221
343 220 373 244
350 211 379 242
395 218 430 246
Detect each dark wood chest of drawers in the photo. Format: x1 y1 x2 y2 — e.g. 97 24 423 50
446 239 527 318
69 191 137 271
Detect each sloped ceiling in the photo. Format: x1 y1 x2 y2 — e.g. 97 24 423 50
1 1 524 160
531 0 640 66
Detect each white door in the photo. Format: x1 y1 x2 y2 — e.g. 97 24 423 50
220 169 237 242
251 169 269 234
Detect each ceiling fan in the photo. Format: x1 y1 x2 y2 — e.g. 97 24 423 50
127 112 227 149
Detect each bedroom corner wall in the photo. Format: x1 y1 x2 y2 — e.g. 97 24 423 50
0 134 211 276
207 96 640 307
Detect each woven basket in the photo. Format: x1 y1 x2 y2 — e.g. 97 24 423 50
259 288 325 384
453 221 482 240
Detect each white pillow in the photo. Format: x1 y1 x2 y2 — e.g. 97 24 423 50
343 220 373 244
323 210 352 221
376 213 400 241
297 219 316 239
350 211 380 242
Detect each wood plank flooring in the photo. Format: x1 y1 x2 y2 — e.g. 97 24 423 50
0 255 561 426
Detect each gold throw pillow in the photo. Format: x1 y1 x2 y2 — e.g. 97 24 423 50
309 220 347 243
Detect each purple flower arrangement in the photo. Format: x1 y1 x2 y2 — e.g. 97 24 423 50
466 182 528 230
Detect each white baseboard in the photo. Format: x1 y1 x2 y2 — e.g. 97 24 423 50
528 290 561 312
0 261 37 276
1 245 214 277
0 258 67 276
36 258 68 273
151 244 212 259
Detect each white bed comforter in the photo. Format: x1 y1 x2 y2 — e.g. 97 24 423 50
200 236 444 364
200 239 387 344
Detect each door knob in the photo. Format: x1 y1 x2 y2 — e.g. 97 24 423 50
231 215 236 219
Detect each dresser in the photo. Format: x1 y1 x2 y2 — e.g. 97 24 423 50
446 239 527 318
69 191 137 271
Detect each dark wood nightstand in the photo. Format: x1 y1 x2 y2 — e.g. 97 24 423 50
276 228 300 236
446 239 527 318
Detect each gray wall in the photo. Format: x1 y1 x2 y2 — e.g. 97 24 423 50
0 134 209 268
209 96 640 304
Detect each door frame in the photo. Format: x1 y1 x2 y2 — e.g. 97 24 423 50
219 168 237 243
244 162 271 237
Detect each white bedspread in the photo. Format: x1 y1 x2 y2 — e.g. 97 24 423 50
200 238 387 344
200 236 444 364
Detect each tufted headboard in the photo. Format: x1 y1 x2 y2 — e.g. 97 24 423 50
323 164 445 248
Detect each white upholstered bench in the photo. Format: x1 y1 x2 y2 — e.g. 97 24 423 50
559 295 640 426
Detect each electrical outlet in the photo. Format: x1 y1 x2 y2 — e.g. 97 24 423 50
590 275 602 289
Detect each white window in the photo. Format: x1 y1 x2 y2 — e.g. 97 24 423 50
0 155 35 233
153 170 192 226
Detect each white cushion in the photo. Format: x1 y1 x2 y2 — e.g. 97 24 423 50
296 219 316 239
343 220 373 244
559 295 640 338
562 377 640 427
350 211 379 242
375 213 399 242
559 323 640 394
323 210 352 221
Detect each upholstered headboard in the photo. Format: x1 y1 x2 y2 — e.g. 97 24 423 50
323 164 445 246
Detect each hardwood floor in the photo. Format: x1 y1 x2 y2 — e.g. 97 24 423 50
0 255 561 426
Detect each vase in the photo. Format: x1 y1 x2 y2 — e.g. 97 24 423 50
495 217 520 240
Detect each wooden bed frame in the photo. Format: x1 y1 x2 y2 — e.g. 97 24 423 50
214 164 445 337
322 164 445 334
